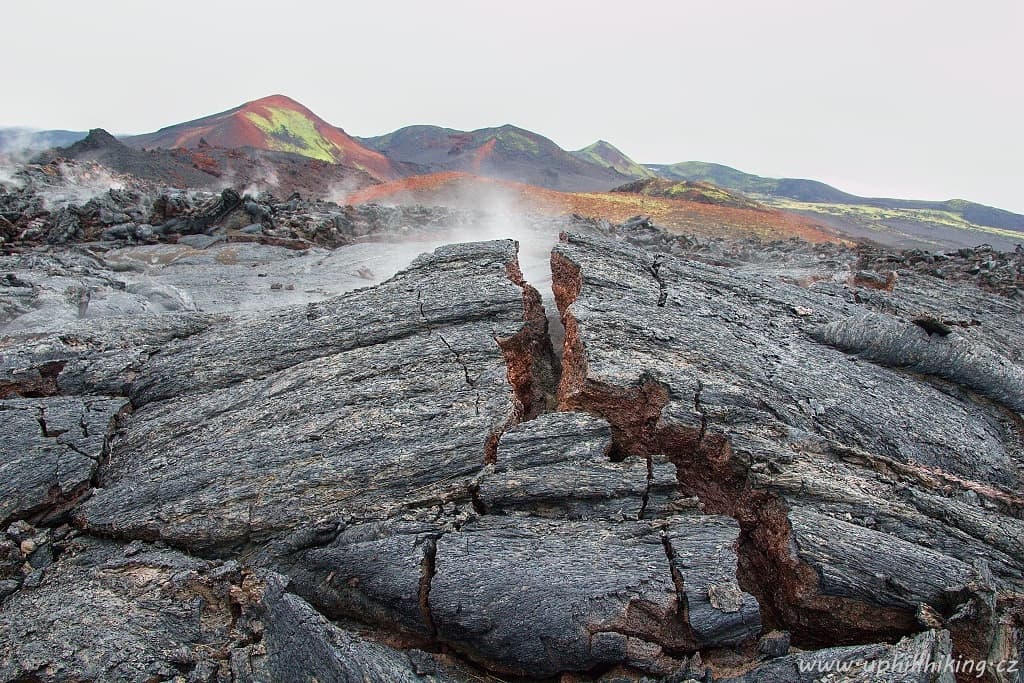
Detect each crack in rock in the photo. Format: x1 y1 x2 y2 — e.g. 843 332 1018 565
549 231 1024 674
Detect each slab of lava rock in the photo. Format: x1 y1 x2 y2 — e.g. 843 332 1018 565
551 231 1024 678
1 233 1021 681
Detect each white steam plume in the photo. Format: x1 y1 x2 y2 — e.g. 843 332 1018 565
39 162 126 209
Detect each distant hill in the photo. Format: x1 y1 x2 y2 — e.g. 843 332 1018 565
123 95 398 181
359 125 631 192
37 128 380 198
647 158 1024 249
0 128 87 154
34 128 228 188
610 177 763 210
571 141 654 179
647 161 1024 235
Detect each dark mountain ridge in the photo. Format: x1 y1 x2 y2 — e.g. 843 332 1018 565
359 124 632 192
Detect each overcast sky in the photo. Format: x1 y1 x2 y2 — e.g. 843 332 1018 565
3 1 1021 211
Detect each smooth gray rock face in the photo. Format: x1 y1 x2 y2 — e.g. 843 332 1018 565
789 507 976 610
809 312 1024 414
240 574 464 683
428 512 760 677
552 232 1023 665
664 518 762 647
273 513 441 640
431 514 683 676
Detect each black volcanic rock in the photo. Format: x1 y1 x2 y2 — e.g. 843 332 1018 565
551 231 1023 669
427 413 759 676
0 228 1021 681
0 535 465 682
58 128 122 154
79 240 558 551
30 133 219 189
719 630 954 683
0 396 128 526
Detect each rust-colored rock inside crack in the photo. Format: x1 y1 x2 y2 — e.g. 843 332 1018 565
496 254 560 425
0 360 66 399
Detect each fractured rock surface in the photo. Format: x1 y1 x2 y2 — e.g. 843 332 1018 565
0 230 1020 682
552 231 1024 672
1 395 127 525
80 240 556 550
0 535 463 682
430 514 687 676
435 413 759 674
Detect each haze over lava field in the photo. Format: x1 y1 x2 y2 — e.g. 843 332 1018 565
346 171 842 243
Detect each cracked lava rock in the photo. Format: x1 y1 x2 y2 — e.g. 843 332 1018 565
0 231 1022 682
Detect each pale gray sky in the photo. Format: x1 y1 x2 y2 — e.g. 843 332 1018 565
3 1 1022 211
